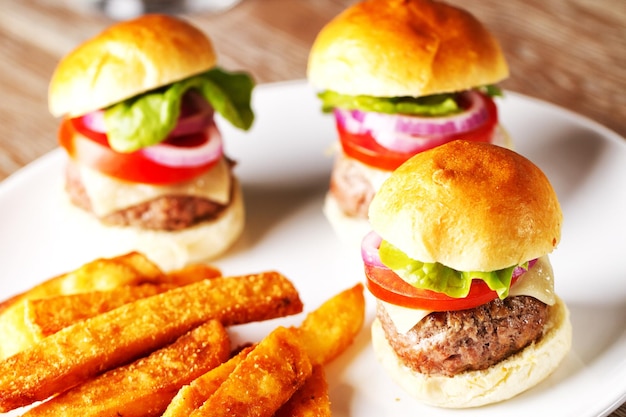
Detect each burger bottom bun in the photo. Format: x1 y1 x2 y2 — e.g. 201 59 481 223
371 296 572 408
59 179 245 271
323 192 371 248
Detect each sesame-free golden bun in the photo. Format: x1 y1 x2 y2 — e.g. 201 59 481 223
307 0 509 97
49 14 217 117
368 141 563 272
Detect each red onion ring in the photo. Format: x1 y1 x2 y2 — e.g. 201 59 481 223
335 90 489 153
79 92 214 139
81 110 107 133
139 125 223 168
361 231 384 267
169 106 214 138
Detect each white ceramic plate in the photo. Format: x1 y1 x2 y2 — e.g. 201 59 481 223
1 81 625 416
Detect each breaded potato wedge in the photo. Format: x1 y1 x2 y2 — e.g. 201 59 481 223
26 283 177 337
1 252 164 311
23 320 230 417
1 260 218 358
163 346 255 417
0 271 302 412
271 284 365 416
191 326 312 417
163 263 222 285
274 364 331 417
167 283 365 416
0 300 41 360
298 283 365 365
0 252 164 315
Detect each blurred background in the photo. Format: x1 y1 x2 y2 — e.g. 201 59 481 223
0 0 624 181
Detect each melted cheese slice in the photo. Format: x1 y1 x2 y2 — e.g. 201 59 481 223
79 158 232 217
382 256 556 334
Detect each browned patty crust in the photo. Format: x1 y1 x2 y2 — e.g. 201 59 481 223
377 296 549 377
65 162 230 231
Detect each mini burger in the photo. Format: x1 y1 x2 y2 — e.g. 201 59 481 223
48 14 254 269
307 0 511 244
361 140 572 408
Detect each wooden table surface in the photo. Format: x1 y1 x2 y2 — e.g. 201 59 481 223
0 0 625 415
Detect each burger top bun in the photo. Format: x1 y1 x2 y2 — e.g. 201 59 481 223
369 140 562 272
49 14 217 117
307 0 509 97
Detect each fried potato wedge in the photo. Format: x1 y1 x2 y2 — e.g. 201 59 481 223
23 320 230 417
0 271 302 412
163 346 255 417
163 263 222 285
25 261 224 340
0 258 218 360
0 252 164 313
0 300 41 360
191 326 312 417
0 252 165 359
271 283 365 416
274 364 331 417
298 283 366 366
26 283 177 337
169 283 364 416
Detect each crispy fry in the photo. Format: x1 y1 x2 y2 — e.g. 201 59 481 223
0 272 302 413
26 283 176 337
191 326 312 417
0 300 41 360
274 365 331 417
163 346 255 417
174 284 365 416
0 258 218 360
2 252 164 308
271 284 364 416
24 263 221 340
298 283 366 365
23 320 229 417
3 252 158 304
163 263 222 285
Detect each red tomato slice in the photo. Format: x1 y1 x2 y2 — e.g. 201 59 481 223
364 264 518 312
336 93 499 171
59 118 216 185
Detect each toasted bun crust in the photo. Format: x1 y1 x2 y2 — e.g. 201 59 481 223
371 296 572 408
58 179 244 271
49 14 216 117
308 0 508 97
369 141 562 271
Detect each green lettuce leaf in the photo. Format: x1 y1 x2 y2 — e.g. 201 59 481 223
480 84 504 98
317 84 503 116
104 67 255 153
379 240 519 299
317 90 460 116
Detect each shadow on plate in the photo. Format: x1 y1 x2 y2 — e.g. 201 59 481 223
523 126 609 205
226 182 328 255
567 300 626 364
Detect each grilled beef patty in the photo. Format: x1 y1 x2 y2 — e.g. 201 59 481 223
65 162 229 231
328 156 375 219
377 296 549 377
